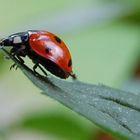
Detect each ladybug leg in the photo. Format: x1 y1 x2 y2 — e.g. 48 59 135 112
10 63 17 70
70 72 77 80
33 63 39 75
33 63 48 76
9 45 25 70
4 47 16 60
38 65 48 76
16 55 24 64
15 56 25 70
72 74 77 80
10 45 26 56
10 56 24 70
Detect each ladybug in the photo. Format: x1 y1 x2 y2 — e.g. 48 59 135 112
0 30 76 79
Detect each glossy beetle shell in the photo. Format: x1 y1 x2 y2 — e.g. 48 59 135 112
28 31 72 78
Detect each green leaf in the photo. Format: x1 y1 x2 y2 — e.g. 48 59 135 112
2 48 140 140
15 112 92 140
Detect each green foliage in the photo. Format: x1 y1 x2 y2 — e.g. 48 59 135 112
13 112 92 140
0 1 140 140
2 48 140 140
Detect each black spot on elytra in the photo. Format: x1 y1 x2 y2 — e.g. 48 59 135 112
68 59 72 67
45 47 51 54
54 36 62 43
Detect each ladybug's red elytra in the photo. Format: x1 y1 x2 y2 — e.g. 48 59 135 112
0 30 76 79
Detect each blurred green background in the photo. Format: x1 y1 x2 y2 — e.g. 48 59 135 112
0 0 140 140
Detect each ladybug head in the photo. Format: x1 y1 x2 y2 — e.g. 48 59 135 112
0 32 29 47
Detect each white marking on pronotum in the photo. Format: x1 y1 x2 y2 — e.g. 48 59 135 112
13 36 22 44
